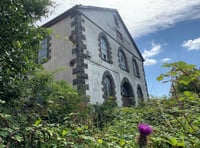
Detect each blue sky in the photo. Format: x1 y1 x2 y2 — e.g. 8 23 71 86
44 0 200 97
135 19 200 96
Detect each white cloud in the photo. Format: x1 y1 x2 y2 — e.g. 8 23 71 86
161 58 171 62
142 42 162 66
142 43 161 59
50 0 200 38
144 59 157 66
182 37 200 51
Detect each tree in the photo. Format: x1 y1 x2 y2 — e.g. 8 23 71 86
157 61 200 98
0 0 53 101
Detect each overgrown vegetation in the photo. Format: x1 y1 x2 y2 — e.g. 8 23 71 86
0 0 53 101
1 62 200 147
0 1 200 147
1 75 200 147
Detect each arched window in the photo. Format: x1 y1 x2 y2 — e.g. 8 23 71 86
137 84 144 102
132 58 140 78
121 77 135 107
98 32 112 63
113 15 119 28
100 37 108 60
103 76 112 98
102 71 116 100
118 48 128 71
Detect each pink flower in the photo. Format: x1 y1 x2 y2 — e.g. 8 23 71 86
138 123 152 136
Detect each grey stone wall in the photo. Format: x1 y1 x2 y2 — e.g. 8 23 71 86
80 10 148 106
42 15 76 86
42 6 148 106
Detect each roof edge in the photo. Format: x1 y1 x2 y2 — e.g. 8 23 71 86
41 4 144 61
41 5 118 27
115 11 144 61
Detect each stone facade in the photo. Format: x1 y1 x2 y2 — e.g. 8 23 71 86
41 5 148 106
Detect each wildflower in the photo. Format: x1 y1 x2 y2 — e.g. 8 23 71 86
137 124 152 148
138 124 152 136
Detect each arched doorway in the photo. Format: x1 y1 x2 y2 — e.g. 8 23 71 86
121 78 135 107
137 84 144 104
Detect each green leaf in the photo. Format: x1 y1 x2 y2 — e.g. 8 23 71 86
97 139 103 144
34 118 42 126
80 135 95 142
157 75 164 81
13 135 23 142
119 139 126 146
62 129 68 136
0 99 6 104
183 91 191 96
167 136 177 146
176 142 185 146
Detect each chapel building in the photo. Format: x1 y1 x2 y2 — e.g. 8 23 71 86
39 5 148 106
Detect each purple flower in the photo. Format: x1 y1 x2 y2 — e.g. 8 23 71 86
138 123 152 136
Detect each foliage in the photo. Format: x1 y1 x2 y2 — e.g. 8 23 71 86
1 94 200 147
0 0 53 101
157 61 200 97
0 68 87 147
92 98 117 129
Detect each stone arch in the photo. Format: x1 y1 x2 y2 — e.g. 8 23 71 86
121 77 135 106
98 32 112 63
132 57 140 78
102 71 116 101
137 84 144 103
118 47 129 72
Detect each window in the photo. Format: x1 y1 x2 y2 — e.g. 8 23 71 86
103 76 112 98
118 48 128 71
98 32 112 63
38 37 50 63
116 30 123 42
118 51 126 69
113 15 119 28
100 37 108 60
102 71 116 100
132 58 140 77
